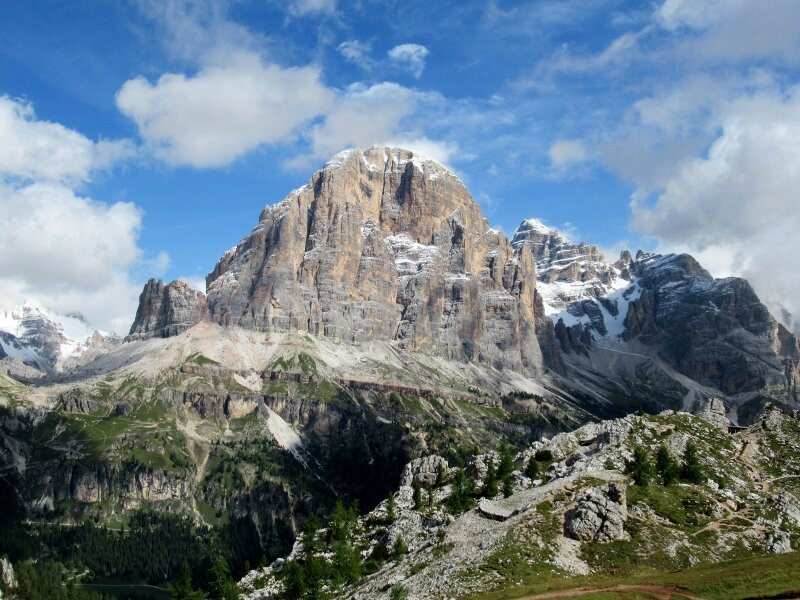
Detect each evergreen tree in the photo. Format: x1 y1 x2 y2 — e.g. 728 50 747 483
168 561 203 600
681 440 704 484
464 473 477 499
498 444 513 480
435 462 446 487
655 444 679 486
386 492 396 524
482 458 498 498
392 536 408 560
281 560 307 600
412 481 422 510
625 445 654 487
447 465 466 514
207 556 238 600
525 456 540 482
502 475 513 498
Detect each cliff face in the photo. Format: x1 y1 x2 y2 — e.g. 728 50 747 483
127 279 208 340
197 147 558 373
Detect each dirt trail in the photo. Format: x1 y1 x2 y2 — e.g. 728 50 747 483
514 583 704 599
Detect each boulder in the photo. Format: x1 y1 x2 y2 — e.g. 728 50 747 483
400 455 451 488
766 531 792 554
565 482 628 543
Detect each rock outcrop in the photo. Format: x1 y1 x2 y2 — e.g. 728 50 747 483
624 253 795 397
200 147 559 373
511 218 626 310
127 279 208 340
565 482 628 542
0 557 15 592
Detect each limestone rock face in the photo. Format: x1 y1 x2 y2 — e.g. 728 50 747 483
624 254 795 396
565 482 628 542
204 147 559 373
400 455 451 487
127 279 208 340
766 530 792 554
696 397 730 430
512 218 625 310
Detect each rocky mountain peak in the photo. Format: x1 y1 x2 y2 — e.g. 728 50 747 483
511 218 627 312
128 146 561 373
0 303 113 373
127 279 208 341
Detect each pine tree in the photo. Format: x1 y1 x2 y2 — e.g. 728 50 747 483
435 462 446 486
447 465 466 514
681 440 704 484
655 444 679 486
207 556 238 600
412 481 422 510
625 445 654 487
525 456 540 482
392 535 408 560
482 458 498 498
502 475 513 498
386 492 396 524
498 444 513 480
281 560 307 599
168 561 203 600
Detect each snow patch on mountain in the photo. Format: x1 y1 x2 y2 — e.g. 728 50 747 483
0 303 110 372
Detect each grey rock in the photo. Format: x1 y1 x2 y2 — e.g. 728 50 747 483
766 530 792 554
127 279 208 340
695 397 730 430
400 455 451 487
0 557 15 590
565 482 628 542
202 147 560 374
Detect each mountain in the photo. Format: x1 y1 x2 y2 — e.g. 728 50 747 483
1 146 799 599
0 303 119 375
127 146 798 419
513 221 800 418
240 405 800 600
130 146 560 374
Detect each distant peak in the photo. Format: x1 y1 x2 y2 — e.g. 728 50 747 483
322 145 456 178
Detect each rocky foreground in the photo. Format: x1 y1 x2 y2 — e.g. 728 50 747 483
239 403 800 600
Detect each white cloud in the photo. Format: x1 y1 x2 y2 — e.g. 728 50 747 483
388 44 430 78
0 96 152 334
337 40 374 71
287 0 336 16
658 0 735 31
116 50 336 168
658 0 800 64
630 86 800 320
288 82 424 168
548 139 588 171
0 182 144 334
0 96 132 184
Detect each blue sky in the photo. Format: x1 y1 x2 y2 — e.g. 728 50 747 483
1 0 799 333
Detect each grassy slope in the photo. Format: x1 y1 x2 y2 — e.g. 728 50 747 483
470 552 800 599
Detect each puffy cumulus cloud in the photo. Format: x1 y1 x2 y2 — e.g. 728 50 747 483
548 139 588 172
287 0 336 16
0 96 153 334
0 183 144 334
388 44 430 79
630 86 800 320
116 50 336 168
287 82 455 168
0 96 133 184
